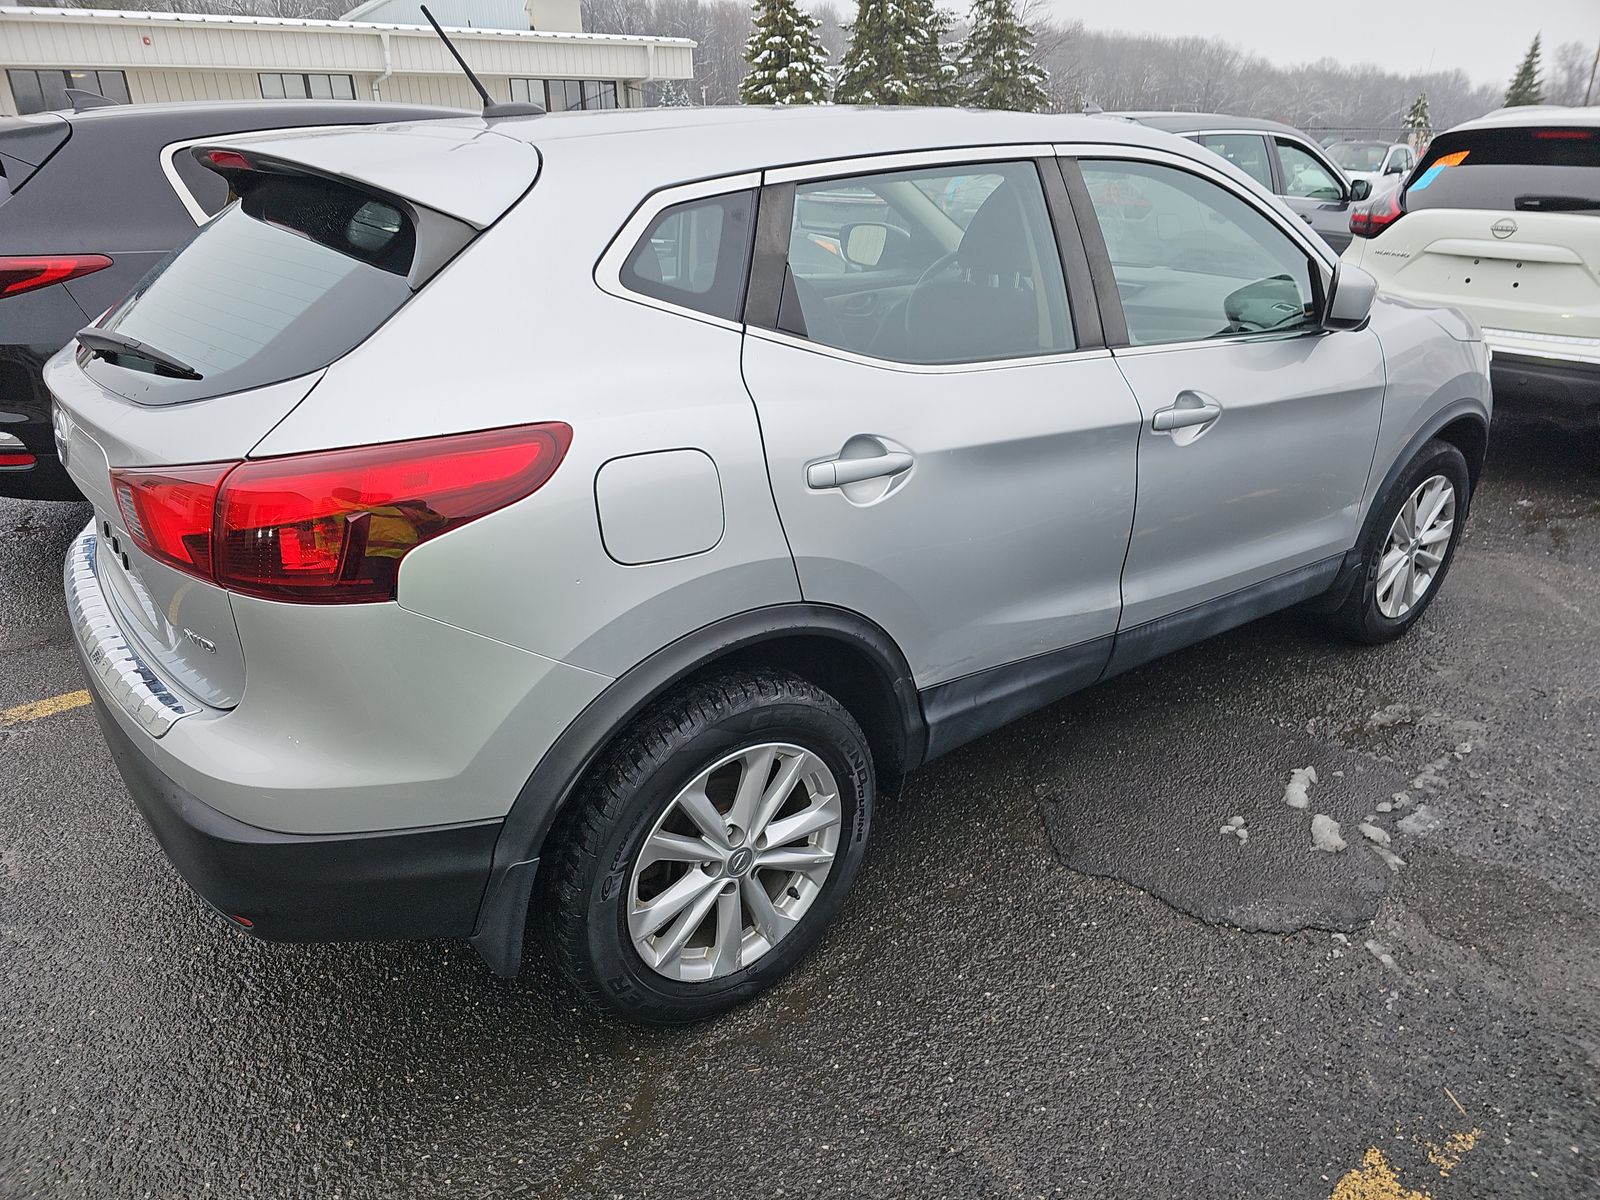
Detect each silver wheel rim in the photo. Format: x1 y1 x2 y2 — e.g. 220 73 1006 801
627 742 842 983
1376 473 1456 620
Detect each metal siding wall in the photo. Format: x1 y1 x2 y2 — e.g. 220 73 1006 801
0 13 692 114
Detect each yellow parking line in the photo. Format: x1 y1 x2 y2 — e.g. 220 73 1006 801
2 690 90 725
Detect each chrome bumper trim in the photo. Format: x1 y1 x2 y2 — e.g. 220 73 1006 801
65 526 199 738
1482 327 1600 366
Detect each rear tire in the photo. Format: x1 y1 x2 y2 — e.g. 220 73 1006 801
542 671 874 1025
1329 438 1471 644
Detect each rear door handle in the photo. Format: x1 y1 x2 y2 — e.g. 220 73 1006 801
807 451 914 489
1152 394 1223 432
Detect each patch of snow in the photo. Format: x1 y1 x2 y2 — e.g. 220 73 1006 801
1358 823 1391 846
1282 765 1318 810
1364 939 1397 970
1367 704 1415 729
1398 805 1441 836
1376 800 1393 813
1371 844 1406 872
1310 814 1346 852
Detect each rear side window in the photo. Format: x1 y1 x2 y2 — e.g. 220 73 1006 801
1196 134 1274 190
82 172 419 405
620 190 754 321
1407 126 1600 213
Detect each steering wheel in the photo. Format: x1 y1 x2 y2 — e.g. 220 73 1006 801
900 249 962 344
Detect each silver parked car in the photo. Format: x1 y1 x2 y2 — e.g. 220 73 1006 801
51 108 1490 1024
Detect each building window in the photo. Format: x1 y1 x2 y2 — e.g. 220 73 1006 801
259 73 356 101
7 69 129 114
511 78 618 112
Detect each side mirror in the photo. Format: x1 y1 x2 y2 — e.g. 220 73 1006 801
840 222 902 269
1349 178 1373 202
1324 264 1378 331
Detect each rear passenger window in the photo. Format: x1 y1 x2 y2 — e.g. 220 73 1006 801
621 190 754 321
777 160 1073 366
1196 134 1273 190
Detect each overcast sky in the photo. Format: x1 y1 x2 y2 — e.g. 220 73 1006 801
1049 1 1598 86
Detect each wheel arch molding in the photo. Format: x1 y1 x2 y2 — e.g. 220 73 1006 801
469 602 925 977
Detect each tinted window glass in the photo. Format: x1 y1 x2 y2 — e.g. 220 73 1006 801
171 152 233 216
779 161 1073 365
621 190 754 321
1328 142 1389 173
1197 134 1274 189
1406 125 1600 213
1082 160 1317 346
1277 140 1343 200
83 174 417 404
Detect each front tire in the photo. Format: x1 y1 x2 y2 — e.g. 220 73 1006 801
1330 438 1471 644
542 671 874 1024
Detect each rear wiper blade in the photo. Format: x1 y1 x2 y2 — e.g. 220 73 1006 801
1514 194 1600 213
76 328 203 380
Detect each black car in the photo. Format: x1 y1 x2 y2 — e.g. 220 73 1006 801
0 99 468 500
1108 112 1375 255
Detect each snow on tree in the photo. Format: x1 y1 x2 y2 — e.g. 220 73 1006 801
958 0 1047 112
835 0 955 105
1504 35 1545 107
656 79 695 106
1403 91 1431 152
741 0 832 105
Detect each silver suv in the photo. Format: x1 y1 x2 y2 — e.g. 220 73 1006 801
52 108 1491 1024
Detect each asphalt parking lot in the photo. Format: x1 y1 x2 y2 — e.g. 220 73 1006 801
1 417 1596 1200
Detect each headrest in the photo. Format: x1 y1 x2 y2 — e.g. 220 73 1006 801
956 183 1029 276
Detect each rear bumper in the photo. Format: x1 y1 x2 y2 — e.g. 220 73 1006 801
1489 351 1599 419
87 684 500 941
67 525 500 942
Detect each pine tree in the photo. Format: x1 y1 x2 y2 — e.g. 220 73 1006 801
958 0 1047 112
835 0 956 105
1403 91 1431 149
1504 35 1545 106
657 79 694 107
741 0 832 105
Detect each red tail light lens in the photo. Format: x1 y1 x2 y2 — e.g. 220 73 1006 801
0 254 114 299
1350 189 1404 239
110 424 571 604
112 463 230 575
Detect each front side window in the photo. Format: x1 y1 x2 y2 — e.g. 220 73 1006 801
1080 160 1319 347
1277 140 1344 201
778 160 1074 366
7 68 129 114
259 73 356 101
1196 134 1274 190
620 190 755 321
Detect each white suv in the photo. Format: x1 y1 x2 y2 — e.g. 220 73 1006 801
1345 107 1599 423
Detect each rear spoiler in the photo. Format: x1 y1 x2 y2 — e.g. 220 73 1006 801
0 114 70 199
191 143 477 290
187 119 539 229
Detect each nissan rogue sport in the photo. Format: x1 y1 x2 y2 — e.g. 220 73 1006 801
51 107 1491 1024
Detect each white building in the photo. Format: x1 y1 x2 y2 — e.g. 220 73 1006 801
0 4 694 117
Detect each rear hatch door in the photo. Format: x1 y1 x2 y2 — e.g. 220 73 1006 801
1379 121 1600 338
48 121 538 707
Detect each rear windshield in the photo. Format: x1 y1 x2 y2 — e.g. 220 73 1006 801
1406 125 1600 214
1329 143 1389 173
82 172 417 405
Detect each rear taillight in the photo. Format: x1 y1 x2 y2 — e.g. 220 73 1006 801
0 254 113 299
0 432 35 468
1350 189 1404 239
109 424 571 604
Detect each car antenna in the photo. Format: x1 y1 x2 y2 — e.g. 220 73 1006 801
65 88 121 112
418 5 545 118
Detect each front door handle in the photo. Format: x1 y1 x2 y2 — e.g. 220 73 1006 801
1152 394 1223 432
807 451 914 489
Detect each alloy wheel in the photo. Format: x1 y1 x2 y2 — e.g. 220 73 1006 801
1376 473 1456 619
627 742 842 982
